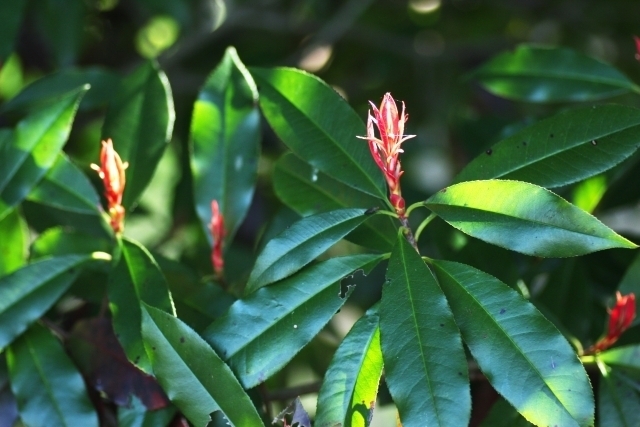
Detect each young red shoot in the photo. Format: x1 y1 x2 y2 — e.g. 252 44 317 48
91 138 128 234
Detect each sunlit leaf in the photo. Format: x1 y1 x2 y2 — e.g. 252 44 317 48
431 260 595 427
7 324 98 427
102 61 174 208
380 235 470 427
425 180 636 257
0 86 88 221
315 303 383 427
455 105 640 188
190 46 260 246
0 209 27 276
251 67 386 199
141 304 263 427
204 254 383 388
473 45 638 103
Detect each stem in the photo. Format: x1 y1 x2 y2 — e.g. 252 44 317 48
399 216 419 252
405 201 426 218
414 213 437 242
375 209 399 218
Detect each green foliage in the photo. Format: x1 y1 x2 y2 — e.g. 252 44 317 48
3 3 640 426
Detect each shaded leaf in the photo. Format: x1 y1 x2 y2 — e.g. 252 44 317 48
473 45 638 103
479 397 533 427
431 260 595 427
190 46 260 245
30 227 112 259
598 365 640 427
0 0 26 63
274 397 311 427
118 396 176 427
0 208 27 276
205 254 383 388
102 61 174 208
425 180 636 257
0 355 18 427
6 324 98 427
34 0 86 66
0 86 88 221
455 105 640 188
0 254 92 349
274 152 395 250
380 235 470 427
315 304 382 427
246 208 371 294
251 67 386 199
67 317 170 410
108 238 175 373
599 345 640 372
1 67 120 113
141 304 263 427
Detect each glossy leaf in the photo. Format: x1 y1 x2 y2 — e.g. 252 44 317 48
102 61 175 208
1 67 120 113
479 398 533 427
473 45 638 103
431 260 595 427
455 105 640 188
30 227 112 259
425 180 636 257
108 238 175 374
140 304 263 427
315 303 383 427
250 67 386 199
380 235 470 427
246 208 370 294
598 345 640 372
598 365 640 427
0 254 91 349
190 46 260 245
274 152 396 250
27 153 103 216
6 324 98 427
0 86 88 221
205 254 383 389
0 209 27 276
0 0 26 62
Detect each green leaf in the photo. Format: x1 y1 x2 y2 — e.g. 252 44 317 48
0 86 88 221
617 253 640 302
598 365 640 427
479 397 533 427
315 303 383 427
190 46 260 246
108 238 175 373
274 152 395 250
0 254 91 349
380 235 470 427
30 227 112 259
473 45 638 103
250 67 386 199
140 304 263 427
34 0 86 67
455 105 640 188
245 208 371 294
425 180 636 257
0 0 26 63
430 260 594 427
1 67 120 113
102 61 175 208
118 396 176 427
27 153 104 216
6 324 98 427
0 209 27 275
599 345 640 372
204 254 383 389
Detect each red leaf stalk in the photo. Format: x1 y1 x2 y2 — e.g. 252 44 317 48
209 200 226 278
91 139 128 234
358 93 415 218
